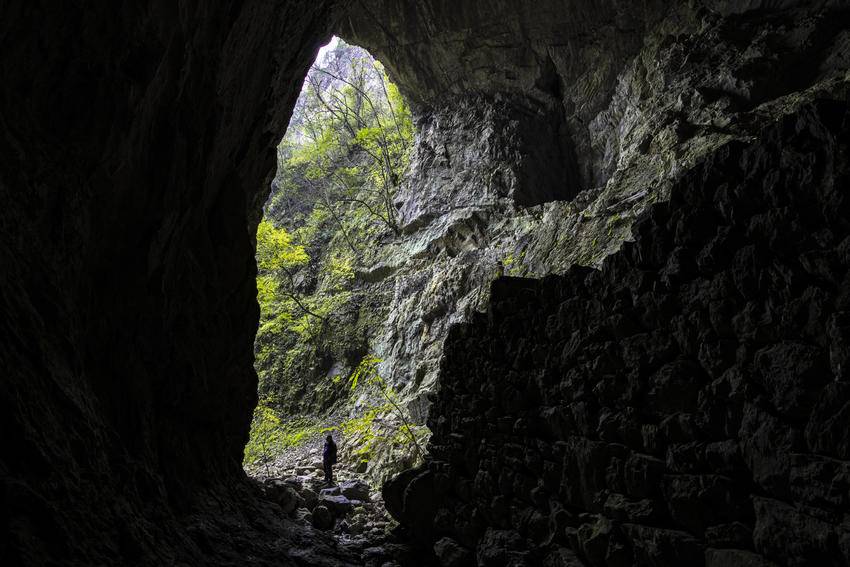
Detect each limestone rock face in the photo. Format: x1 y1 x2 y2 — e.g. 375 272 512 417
345 0 668 188
4 0 850 565
390 100 850 566
0 1 343 565
337 0 850 455
346 0 850 187
398 97 578 221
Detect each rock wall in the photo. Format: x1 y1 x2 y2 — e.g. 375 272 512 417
344 0 670 190
4 0 850 564
373 97 562 419
349 0 850 427
0 2 343 564
347 0 850 189
387 100 850 566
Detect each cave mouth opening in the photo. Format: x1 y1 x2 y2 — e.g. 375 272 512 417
244 36 426 502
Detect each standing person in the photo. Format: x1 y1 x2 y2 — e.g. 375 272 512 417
322 434 337 486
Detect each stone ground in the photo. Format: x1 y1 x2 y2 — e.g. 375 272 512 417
250 438 431 566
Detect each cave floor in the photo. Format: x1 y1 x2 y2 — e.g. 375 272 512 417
246 455 419 566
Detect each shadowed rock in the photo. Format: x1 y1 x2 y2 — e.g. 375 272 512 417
3 1 850 565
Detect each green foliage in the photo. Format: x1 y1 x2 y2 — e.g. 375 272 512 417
502 249 527 277
346 354 425 459
244 406 328 472
390 423 430 447
277 40 413 237
324 251 355 291
334 404 426 469
249 40 416 468
255 219 311 329
243 401 285 474
338 405 386 461
256 219 308 273
347 353 383 392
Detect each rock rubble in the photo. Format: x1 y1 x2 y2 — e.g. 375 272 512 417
259 456 426 565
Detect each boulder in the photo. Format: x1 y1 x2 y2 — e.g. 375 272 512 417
265 481 302 515
383 466 423 521
311 505 334 530
319 494 353 516
383 464 437 541
339 479 371 501
299 487 318 510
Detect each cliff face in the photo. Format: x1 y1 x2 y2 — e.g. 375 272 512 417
4 0 850 565
0 2 345 565
351 0 850 565
389 99 850 566
344 0 674 188
334 0 850 433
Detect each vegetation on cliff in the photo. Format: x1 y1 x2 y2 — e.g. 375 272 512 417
245 38 419 476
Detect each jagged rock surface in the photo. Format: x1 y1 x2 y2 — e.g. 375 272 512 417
338 0 850 441
4 0 850 565
388 101 850 566
0 1 348 565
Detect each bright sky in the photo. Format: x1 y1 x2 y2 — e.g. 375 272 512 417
316 36 340 67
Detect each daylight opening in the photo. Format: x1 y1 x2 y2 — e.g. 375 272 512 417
244 37 426 530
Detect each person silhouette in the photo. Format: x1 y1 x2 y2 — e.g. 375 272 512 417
322 434 337 485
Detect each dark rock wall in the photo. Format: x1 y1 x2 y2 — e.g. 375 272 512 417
345 0 850 192
344 0 670 192
337 0 850 444
398 97 579 217
0 2 337 564
4 0 850 565
343 0 666 108
392 101 850 566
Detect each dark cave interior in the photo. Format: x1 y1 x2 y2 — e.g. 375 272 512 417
2 1 850 566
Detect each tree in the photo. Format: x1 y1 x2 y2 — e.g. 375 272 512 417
250 40 415 447
255 218 325 334
347 354 425 460
280 39 413 241
244 401 285 476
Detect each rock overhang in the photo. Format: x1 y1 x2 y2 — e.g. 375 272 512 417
3 0 850 564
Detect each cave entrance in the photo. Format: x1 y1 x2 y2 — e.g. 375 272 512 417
244 36 426 512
